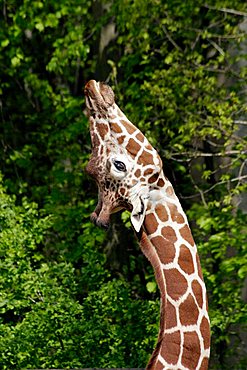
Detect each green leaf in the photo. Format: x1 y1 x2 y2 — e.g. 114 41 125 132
146 281 157 293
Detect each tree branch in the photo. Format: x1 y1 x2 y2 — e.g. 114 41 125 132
207 39 225 56
170 150 246 160
162 25 182 51
234 120 247 126
181 174 247 200
204 4 247 17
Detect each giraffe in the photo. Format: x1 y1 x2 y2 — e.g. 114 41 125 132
84 80 210 370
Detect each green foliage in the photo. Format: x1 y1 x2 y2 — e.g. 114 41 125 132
0 0 247 369
0 176 159 369
189 202 247 367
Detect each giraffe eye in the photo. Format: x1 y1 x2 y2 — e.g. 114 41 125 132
113 160 126 172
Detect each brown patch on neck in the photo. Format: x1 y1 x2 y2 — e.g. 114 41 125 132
161 226 177 243
179 224 195 246
155 204 169 222
168 203 185 224
199 357 209 370
145 143 153 151
196 253 204 280
120 119 136 134
178 244 195 275
157 178 165 187
148 172 159 184
151 236 176 265
136 131 145 143
181 332 201 369
160 330 181 365
144 213 159 234
200 316 210 350
138 149 155 166
165 300 177 329
126 138 141 157
165 268 187 301
179 294 199 325
192 279 203 308
110 121 122 133
145 218 177 264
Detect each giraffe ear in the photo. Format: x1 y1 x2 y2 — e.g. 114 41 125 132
130 195 149 233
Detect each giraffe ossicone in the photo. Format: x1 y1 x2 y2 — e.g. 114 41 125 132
85 80 210 370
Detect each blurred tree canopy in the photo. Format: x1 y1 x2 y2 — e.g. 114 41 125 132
0 0 247 369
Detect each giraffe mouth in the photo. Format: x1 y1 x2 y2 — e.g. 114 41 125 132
90 211 110 230
90 200 128 230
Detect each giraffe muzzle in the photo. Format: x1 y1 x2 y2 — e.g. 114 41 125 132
90 211 110 230
84 80 115 113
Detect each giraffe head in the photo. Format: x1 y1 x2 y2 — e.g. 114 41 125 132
85 80 163 232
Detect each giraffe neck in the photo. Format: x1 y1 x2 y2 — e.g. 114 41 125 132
139 173 210 370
